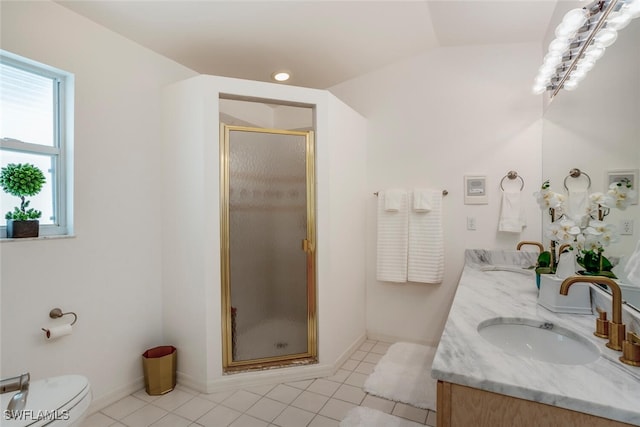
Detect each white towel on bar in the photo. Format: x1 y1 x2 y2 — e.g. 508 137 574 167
385 189 404 211
408 190 444 283
377 190 409 283
498 190 526 233
412 189 432 212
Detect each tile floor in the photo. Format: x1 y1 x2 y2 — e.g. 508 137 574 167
81 339 437 427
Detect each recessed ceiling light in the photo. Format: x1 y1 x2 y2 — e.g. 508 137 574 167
272 71 291 82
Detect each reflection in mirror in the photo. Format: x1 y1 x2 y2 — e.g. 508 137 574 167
542 19 640 310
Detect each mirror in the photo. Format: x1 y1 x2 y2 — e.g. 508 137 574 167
542 18 640 310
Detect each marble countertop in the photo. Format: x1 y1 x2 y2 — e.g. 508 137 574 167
431 249 640 426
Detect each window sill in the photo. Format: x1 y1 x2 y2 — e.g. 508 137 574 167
1 234 76 243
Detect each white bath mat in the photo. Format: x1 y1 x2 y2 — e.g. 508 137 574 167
340 406 424 427
363 342 437 411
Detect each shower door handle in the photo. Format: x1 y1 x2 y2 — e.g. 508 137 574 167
302 239 315 253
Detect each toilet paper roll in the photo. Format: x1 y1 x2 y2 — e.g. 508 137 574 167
43 324 72 340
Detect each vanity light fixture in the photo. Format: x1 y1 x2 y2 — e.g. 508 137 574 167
271 71 291 82
533 0 640 97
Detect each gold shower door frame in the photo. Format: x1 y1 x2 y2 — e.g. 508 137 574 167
220 124 317 372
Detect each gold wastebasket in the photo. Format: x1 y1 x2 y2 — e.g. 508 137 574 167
142 346 176 395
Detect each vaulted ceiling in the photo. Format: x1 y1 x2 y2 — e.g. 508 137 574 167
56 1 565 89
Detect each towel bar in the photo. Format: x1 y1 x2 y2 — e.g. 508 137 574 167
563 168 591 191
374 190 448 196
500 171 525 191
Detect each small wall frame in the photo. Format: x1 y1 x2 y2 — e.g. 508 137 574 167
605 169 638 205
464 175 488 205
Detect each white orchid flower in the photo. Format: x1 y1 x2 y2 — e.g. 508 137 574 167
546 218 580 244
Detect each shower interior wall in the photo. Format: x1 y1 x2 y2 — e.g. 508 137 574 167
162 75 367 392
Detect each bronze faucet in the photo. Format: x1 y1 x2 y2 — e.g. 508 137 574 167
560 276 625 351
516 241 544 252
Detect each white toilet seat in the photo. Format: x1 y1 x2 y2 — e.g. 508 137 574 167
1 375 91 427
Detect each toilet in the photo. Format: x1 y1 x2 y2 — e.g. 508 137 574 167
1 375 92 427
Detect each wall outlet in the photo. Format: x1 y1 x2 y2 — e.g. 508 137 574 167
467 216 476 231
620 219 634 235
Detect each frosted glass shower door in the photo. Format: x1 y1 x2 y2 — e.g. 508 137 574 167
221 125 316 371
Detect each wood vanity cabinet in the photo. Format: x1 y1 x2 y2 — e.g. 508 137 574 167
437 381 635 427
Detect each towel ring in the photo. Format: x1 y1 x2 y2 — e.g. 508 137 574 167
500 171 524 191
563 168 591 191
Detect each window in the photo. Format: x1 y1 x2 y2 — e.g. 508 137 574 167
0 52 72 237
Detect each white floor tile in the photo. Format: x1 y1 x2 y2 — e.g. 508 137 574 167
150 413 193 427
290 390 329 413
101 395 148 419
370 342 392 355
266 384 302 405
173 396 217 421
229 414 270 427
358 342 375 352
332 384 365 405
354 361 376 375
79 411 118 427
361 394 395 414
392 402 428 424
121 404 168 427
286 379 314 390
200 390 235 403
340 359 359 371
426 410 437 427
308 414 340 427
306 379 340 397
197 405 242 427
245 397 287 422
88 338 436 427
152 389 196 411
272 406 315 427
317 398 356 421
363 352 382 364
326 369 350 383
349 350 367 361
222 390 262 412
343 372 368 388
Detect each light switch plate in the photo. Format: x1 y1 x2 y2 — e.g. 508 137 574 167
464 175 488 205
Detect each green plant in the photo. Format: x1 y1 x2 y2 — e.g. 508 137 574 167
0 163 46 221
535 250 555 275
576 248 616 278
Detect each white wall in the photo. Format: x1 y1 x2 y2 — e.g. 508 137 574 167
162 76 367 392
0 0 196 410
330 43 543 345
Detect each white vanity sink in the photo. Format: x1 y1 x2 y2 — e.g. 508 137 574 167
477 317 600 365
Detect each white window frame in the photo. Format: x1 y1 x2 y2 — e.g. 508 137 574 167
0 51 73 238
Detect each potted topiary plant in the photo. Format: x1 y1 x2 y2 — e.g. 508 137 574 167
0 163 46 238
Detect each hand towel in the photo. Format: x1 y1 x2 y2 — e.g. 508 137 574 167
377 190 409 282
412 189 432 212
407 190 444 283
624 239 640 287
385 189 404 211
498 190 526 233
567 190 589 227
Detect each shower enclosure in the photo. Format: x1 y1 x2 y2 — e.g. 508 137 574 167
220 124 317 372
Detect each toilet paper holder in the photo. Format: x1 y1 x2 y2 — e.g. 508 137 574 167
45 308 78 326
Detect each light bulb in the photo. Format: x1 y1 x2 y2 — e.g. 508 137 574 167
564 79 579 91
543 52 563 68
271 71 291 82
576 59 595 73
532 83 547 95
623 0 640 19
555 22 575 39
606 11 632 30
548 38 570 54
562 8 589 31
594 28 618 47
584 44 606 61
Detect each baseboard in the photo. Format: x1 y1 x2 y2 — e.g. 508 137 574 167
366 330 437 347
87 376 144 415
